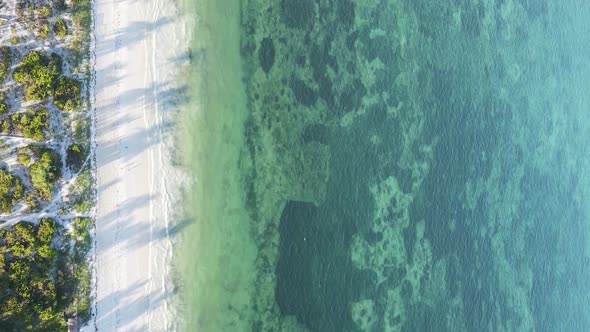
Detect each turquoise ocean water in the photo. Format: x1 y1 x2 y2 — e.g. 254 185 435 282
177 0 590 330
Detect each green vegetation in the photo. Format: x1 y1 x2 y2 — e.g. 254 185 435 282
30 149 60 200
53 76 81 111
66 143 86 172
10 108 50 141
52 0 66 11
0 169 24 213
0 92 7 114
0 0 94 328
0 219 90 330
24 193 40 213
68 217 92 321
38 22 50 39
54 18 67 38
0 46 11 84
71 169 92 213
0 119 10 134
72 0 91 50
12 51 62 101
73 117 90 143
38 5 52 18
17 153 31 166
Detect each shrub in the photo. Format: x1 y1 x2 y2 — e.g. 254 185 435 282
38 22 50 39
1 119 10 133
0 169 24 214
72 0 91 29
10 108 50 141
9 36 19 45
24 192 40 212
0 46 11 84
17 153 31 166
74 169 91 191
37 218 56 244
54 18 67 38
30 150 60 200
74 199 92 213
73 118 90 143
72 217 91 240
53 77 81 111
71 170 92 213
0 92 7 114
52 0 66 11
37 244 56 259
38 5 52 17
72 0 91 51
13 51 62 101
66 143 86 171
0 220 73 330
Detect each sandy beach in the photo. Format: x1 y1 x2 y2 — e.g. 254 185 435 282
92 0 188 330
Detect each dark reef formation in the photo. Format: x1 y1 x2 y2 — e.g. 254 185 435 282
259 37 275 74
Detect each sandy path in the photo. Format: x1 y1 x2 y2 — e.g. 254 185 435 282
93 0 186 330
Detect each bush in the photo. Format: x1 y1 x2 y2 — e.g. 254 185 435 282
74 169 91 191
52 0 66 11
9 36 19 45
73 118 90 143
53 76 81 111
38 22 50 39
0 169 24 214
17 153 31 166
24 192 40 212
0 92 7 115
38 5 52 17
13 51 62 101
0 120 10 133
54 18 67 38
72 217 91 240
72 0 91 51
0 46 11 84
10 108 50 141
72 0 91 30
37 218 56 244
71 170 92 213
0 220 71 330
74 199 92 213
30 150 60 200
66 143 86 171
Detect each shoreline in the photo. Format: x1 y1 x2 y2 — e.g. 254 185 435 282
175 0 258 330
91 0 189 329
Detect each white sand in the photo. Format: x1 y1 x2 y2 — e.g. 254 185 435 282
92 0 189 330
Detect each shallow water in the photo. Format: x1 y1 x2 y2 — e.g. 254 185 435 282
178 0 590 330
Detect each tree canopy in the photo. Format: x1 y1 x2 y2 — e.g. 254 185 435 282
12 51 62 101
